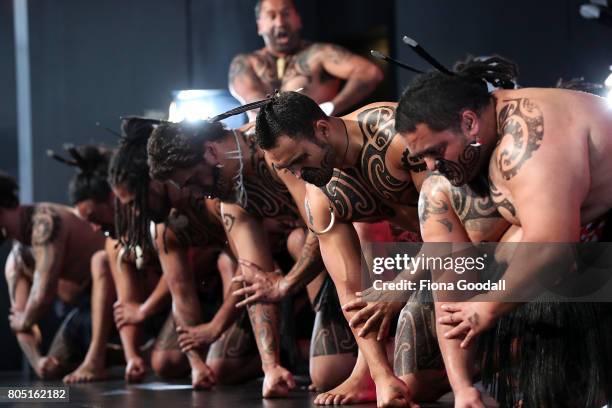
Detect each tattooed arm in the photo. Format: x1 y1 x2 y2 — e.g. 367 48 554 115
221 202 293 385
304 185 413 399
228 53 269 121
233 174 324 304
15 209 65 331
319 43 383 115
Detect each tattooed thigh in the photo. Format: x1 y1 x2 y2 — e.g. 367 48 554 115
207 310 256 361
310 303 357 357
153 313 180 351
393 302 442 376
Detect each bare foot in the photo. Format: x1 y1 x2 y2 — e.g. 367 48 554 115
63 359 107 383
375 374 420 408
454 387 485 408
191 361 216 390
262 365 296 398
314 369 376 405
125 356 146 383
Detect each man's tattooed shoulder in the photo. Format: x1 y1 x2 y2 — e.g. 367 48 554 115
31 205 62 246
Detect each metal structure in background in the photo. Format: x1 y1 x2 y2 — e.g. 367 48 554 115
13 0 33 204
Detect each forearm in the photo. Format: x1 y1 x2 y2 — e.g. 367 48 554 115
140 276 170 319
16 329 42 370
22 295 51 329
246 302 281 368
331 74 379 114
283 232 324 296
208 284 241 338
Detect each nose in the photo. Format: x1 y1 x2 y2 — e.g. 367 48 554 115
424 157 437 172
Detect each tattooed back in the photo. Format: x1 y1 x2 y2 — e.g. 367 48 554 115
24 203 105 303
488 88 612 226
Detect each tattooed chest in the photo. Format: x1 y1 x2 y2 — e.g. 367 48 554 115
321 167 397 222
356 106 419 207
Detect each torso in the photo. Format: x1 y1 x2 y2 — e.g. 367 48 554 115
316 104 422 232
488 88 612 227
20 203 105 302
248 42 341 104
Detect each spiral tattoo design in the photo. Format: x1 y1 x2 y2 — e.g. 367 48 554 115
496 98 544 180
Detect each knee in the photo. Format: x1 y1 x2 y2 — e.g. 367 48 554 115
207 359 242 385
151 350 188 380
90 250 111 281
286 228 307 260
216 251 236 276
310 354 355 391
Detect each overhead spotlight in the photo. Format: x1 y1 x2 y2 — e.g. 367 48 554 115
580 3 612 26
590 0 610 7
168 89 246 128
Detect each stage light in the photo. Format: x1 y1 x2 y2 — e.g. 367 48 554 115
580 3 612 25
168 89 246 128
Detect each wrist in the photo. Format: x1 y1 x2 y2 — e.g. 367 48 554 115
278 277 291 298
137 304 148 321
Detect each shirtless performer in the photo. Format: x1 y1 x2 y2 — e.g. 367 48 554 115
252 91 437 406
1 171 107 381
147 119 361 398
229 0 383 120
46 145 118 383
107 118 260 389
395 55 612 407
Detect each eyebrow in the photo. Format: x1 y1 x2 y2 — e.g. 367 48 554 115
408 143 445 160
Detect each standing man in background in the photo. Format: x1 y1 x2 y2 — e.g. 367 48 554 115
229 0 384 121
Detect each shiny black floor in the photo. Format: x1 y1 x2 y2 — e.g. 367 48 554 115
0 369 498 407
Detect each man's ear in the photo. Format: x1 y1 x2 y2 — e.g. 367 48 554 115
202 141 219 165
313 119 330 143
461 110 480 138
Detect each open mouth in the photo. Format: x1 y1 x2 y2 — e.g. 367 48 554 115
274 30 290 43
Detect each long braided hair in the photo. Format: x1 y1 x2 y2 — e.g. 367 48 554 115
108 118 159 252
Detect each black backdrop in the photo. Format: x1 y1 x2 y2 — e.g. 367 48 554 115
0 0 610 371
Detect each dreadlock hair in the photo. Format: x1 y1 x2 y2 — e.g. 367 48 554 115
0 171 19 209
67 146 112 205
395 55 518 134
108 118 159 252
147 120 228 181
255 91 327 150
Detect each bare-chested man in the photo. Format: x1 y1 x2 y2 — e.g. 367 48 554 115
45 145 119 383
107 118 260 389
395 56 612 407
1 171 107 381
229 0 383 121
251 91 435 406
147 119 364 398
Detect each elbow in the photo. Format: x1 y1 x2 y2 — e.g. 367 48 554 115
364 64 384 86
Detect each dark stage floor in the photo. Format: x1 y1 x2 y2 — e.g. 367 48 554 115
0 369 498 407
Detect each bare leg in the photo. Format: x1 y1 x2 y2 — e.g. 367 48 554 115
394 302 450 402
106 239 147 383
204 252 260 384
64 250 115 383
151 314 190 379
5 248 50 378
434 301 483 408
155 225 215 390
